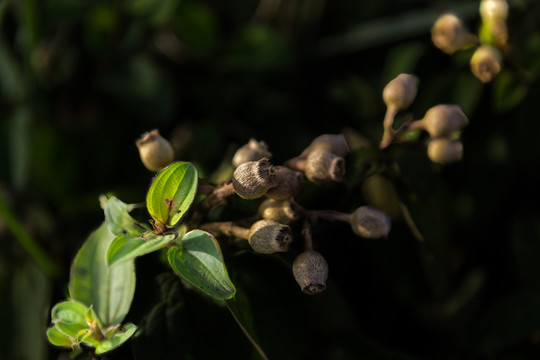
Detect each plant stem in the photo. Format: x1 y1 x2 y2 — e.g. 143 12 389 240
302 219 313 251
380 105 399 149
201 182 236 209
199 221 251 240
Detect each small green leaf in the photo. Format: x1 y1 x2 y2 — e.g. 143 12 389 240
95 323 138 355
101 195 148 237
146 162 198 227
51 300 88 327
167 230 236 299
107 232 178 267
46 326 73 348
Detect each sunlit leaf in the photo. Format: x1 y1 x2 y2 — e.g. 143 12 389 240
46 326 73 348
107 232 179 267
101 195 148 238
167 230 236 299
69 222 136 327
146 161 198 227
95 323 138 355
51 300 89 338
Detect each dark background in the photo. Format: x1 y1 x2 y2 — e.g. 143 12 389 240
2 0 540 359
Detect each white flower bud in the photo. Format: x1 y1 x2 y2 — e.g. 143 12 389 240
382 73 419 110
431 13 469 54
480 0 509 22
136 129 175 171
427 138 463 164
422 104 468 138
470 45 502 83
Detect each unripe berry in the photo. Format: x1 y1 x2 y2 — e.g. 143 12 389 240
248 219 292 254
232 158 276 199
258 198 299 225
265 166 303 201
427 138 463 164
304 149 345 183
422 104 468 137
136 129 175 172
232 139 272 168
480 0 508 22
292 250 329 295
431 13 469 54
382 73 419 110
350 206 391 238
301 134 350 158
470 45 502 83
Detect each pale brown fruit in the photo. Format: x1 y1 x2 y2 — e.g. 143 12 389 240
470 45 502 83
304 149 345 183
248 219 292 254
136 129 175 171
232 139 272 168
258 198 299 225
480 0 509 22
382 73 419 110
301 134 350 158
265 166 303 201
232 158 276 199
350 206 391 238
431 13 470 54
422 105 468 137
292 250 329 295
427 138 463 164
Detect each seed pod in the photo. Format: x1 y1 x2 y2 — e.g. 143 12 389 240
480 0 508 22
422 104 468 138
427 138 463 164
265 166 303 201
350 206 391 238
248 219 292 254
382 73 419 110
470 45 502 83
292 250 329 295
232 158 276 199
232 139 272 168
301 134 350 158
258 198 299 224
304 149 345 183
431 13 469 54
136 129 175 171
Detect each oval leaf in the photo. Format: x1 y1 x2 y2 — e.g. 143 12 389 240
107 232 179 267
69 222 136 327
51 300 88 326
46 326 73 348
95 323 138 355
167 230 236 299
146 162 198 227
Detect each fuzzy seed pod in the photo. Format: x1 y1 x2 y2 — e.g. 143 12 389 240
382 73 419 110
264 166 303 201
301 134 350 158
136 129 175 171
470 45 502 83
292 250 329 295
232 158 276 199
232 139 272 168
427 138 463 164
350 206 391 238
431 13 470 54
422 105 468 138
480 0 508 22
304 149 345 183
258 198 299 224
248 219 292 254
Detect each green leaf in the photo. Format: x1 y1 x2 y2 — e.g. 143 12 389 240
46 326 73 348
95 323 137 355
101 195 148 238
167 230 236 299
107 232 179 267
146 161 198 227
69 222 136 327
51 300 89 338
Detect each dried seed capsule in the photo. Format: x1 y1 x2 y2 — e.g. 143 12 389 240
480 0 508 22
248 219 292 254
258 198 299 225
304 149 345 183
136 129 175 171
292 250 329 295
427 138 463 164
431 13 470 54
470 45 502 83
265 166 303 201
382 73 419 110
232 139 272 168
301 134 350 158
350 206 391 238
422 104 468 138
232 158 276 199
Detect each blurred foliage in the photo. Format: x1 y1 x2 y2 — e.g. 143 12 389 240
1 0 540 359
